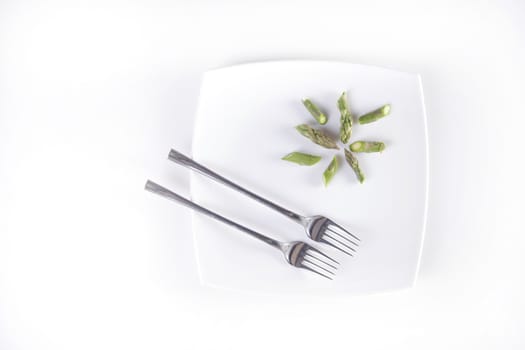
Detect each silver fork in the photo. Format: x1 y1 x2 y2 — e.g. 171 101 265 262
145 180 338 279
168 149 360 255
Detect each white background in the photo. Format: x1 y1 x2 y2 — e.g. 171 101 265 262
0 0 524 349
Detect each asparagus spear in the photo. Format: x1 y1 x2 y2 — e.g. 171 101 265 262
295 124 339 150
282 152 322 166
337 91 353 144
302 98 328 125
344 149 365 183
349 141 385 153
323 156 338 187
358 104 390 124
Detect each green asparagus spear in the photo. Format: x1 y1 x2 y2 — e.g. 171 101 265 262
295 124 339 150
358 104 391 124
302 98 328 125
349 141 385 153
282 152 322 166
344 149 365 183
337 92 353 144
323 156 338 187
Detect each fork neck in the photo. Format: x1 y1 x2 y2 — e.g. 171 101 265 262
246 231 282 250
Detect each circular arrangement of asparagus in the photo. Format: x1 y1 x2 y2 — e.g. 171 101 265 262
282 92 390 186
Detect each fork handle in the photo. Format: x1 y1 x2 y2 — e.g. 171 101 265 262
145 180 282 249
168 149 305 225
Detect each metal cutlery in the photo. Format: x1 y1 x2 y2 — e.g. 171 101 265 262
168 149 359 255
145 180 338 279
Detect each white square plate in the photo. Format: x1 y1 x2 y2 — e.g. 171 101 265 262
190 61 428 295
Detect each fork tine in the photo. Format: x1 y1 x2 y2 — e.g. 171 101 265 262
328 221 360 242
323 232 357 252
300 262 333 280
326 226 359 247
304 251 338 270
306 246 340 265
321 238 354 256
303 256 336 275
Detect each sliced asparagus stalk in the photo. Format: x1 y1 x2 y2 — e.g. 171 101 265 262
344 149 365 183
323 156 338 187
349 141 385 153
295 124 339 150
337 91 353 144
358 104 390 124
302 98 328 125
282 152 322 166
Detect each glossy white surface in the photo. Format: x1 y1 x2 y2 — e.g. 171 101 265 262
191 61 427 294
